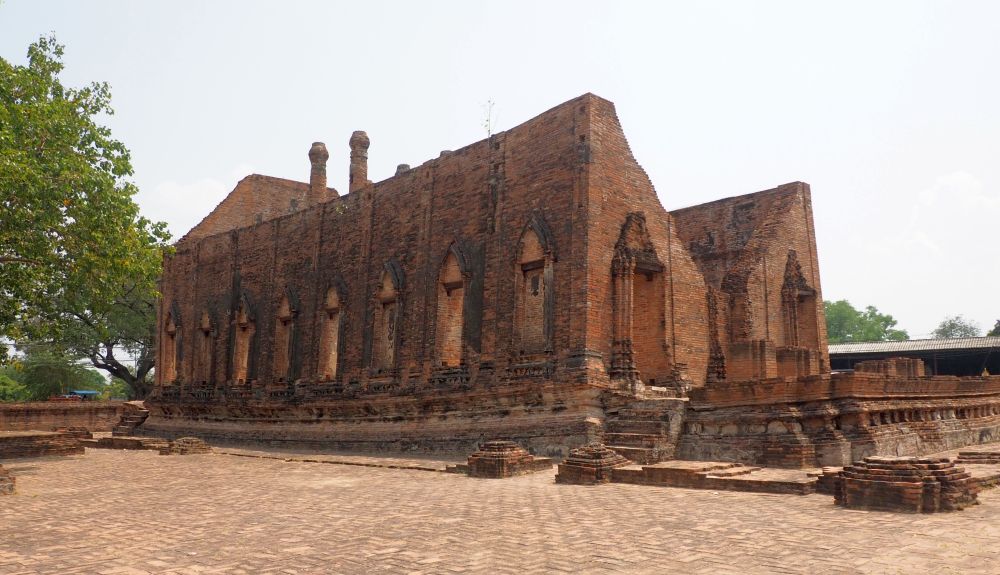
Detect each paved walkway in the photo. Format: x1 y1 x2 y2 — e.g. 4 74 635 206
2 448 999 574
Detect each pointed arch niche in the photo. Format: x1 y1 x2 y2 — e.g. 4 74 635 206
514 215 555 356
161 303 181 384
232 293 256 385
610 213 670 387
273 291 298 382
780 250 818 349
318 282 345 381
195 310 214 384
372 262 403 373
436 246 469 367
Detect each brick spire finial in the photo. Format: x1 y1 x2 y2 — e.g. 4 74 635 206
308 141 330 205
349 130 370 193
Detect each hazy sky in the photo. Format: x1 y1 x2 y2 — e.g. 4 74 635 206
2 1 998 338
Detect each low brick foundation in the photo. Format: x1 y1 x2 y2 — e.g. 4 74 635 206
466 440 553 478
0 401 124 432
555 443 631 485
158 437 212 455
0 431 83 459
834 456 978 513
955 450 1000 464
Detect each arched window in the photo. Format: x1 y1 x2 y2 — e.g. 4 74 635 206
273 294 295 382
515 216 554 356
195 310 213 384
232 296 255 384
318 287 342 381
436 249 465 367
161 309 179 383
372 265 402 372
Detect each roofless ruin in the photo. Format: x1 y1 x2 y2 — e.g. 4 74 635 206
147 94 1000 467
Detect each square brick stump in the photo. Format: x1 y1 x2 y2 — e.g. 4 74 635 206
556 443 632 485
466 440 553 478
834 456 979 513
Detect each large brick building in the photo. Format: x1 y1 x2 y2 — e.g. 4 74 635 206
147 94 1000 466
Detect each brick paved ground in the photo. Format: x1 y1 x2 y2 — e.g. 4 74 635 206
2 449 998 575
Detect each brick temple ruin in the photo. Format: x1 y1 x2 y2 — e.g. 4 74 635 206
147 94 1000 467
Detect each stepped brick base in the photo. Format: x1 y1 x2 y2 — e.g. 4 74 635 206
158 437 212 455
611 460 816 495
0 431 83 459
555 443 631 485
466 440 553 478
0 465 14 495
94 436 171 451
54 426 93 439
955 451 1000 464
834 456 978 513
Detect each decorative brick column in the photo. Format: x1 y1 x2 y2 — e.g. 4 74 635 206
555 443 632 485
466 440 552 478
834 456 978 513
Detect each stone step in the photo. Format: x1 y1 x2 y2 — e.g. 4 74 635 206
704 465 761 478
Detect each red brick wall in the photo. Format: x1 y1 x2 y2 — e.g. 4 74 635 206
0 402 124 432
156 93 828 401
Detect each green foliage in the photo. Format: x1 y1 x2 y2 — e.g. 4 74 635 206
932 315 981 339
824 300 909 344
0 35 170 397
0 367 28 402
9 346 106 401
988 320 1000 338
103 377 129 400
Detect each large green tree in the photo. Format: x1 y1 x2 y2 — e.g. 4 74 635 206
986 320 999 338
932 315 981 339
824 300 909 344
1 35 170 397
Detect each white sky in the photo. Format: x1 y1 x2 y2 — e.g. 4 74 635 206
2 1 998 339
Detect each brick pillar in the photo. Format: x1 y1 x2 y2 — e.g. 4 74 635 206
308 142 330 205
349 131 370 193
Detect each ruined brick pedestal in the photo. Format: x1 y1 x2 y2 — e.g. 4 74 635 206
0 465 14 495
466 440 552 478
834 456 978 513
158 437 212 455
555 443 631 485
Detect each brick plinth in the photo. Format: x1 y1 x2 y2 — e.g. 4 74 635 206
834 456 978 513
555 443 631 485
158 437 212 455
0 465 14 495
466 440 552 478
0 431 83 459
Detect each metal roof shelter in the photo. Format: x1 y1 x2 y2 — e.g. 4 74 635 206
829 336 1000 376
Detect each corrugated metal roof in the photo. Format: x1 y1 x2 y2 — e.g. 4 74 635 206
829 336 1000 355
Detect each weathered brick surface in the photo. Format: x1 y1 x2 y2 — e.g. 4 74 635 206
555 443 631 484
0 401 124 432
0 431 83 459
10 449 1000 573
466 440 552 478
0 464 13 495
150 94 1000 467
834 456 979 513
